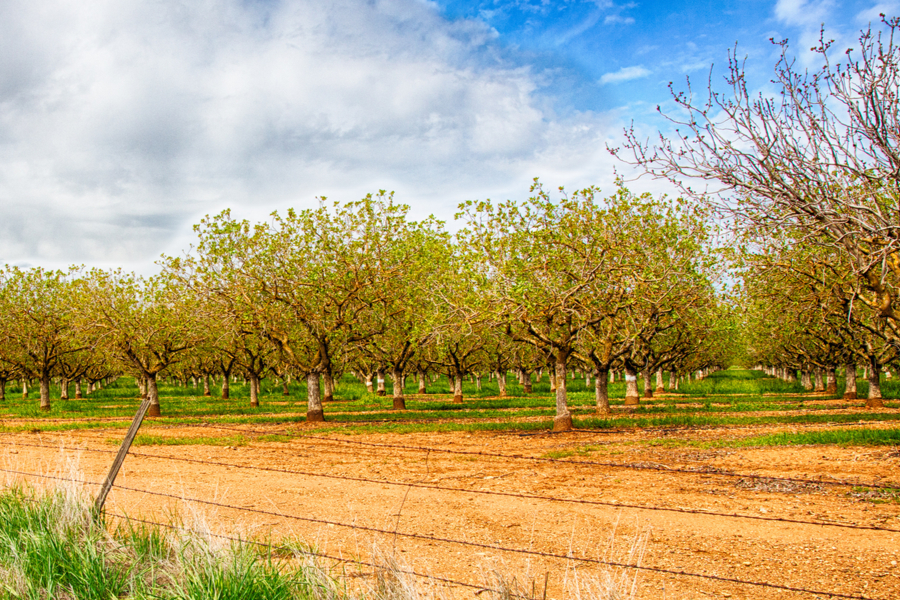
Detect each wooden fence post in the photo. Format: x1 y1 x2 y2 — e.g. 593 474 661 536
93 396 152 515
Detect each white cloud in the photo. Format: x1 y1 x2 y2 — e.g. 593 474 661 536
604 15 635 25
856 2 900 23
600 66 651 84
0 0 624 268
774 0 834 26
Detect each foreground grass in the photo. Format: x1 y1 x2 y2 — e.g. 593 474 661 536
0 485 324 599
0 482 642 600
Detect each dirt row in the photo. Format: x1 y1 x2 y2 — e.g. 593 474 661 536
0 421 898 600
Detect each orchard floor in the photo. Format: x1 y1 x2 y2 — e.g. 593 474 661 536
1 412 899 600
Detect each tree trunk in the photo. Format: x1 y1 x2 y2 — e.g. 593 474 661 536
800 369 812 390
497 370 507 397
147 374 161 417
0 378 5 401
668 370 676 390
39 373 51 412
249 373 260 407
624 364 640 405
452 369 463 403
417 369 427 394
221 374 230 399
365 373 374 393
203 374 211 396
522 370 532 394
376 369 386 396
475 374 482 391
323 370 335 403
595 367 610 414
307 372 325 421
642 368 653 399
60 377 69 400
867 355 884 408
813 368 825 392
553 351 572 432
843 363 857 399
391 367 406 409
655 368 665 393
825 367 837 394
21 379 27 399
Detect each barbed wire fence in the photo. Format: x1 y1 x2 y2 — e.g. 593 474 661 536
0 427 893 600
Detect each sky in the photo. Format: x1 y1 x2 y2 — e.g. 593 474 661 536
0 0 896 271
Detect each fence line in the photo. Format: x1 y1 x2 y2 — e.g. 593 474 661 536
1 437 896 534
0 466 880 600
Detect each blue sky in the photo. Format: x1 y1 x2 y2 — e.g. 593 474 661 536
0 0 894 269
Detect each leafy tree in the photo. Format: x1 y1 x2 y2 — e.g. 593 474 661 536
0 267 86 411
84 270 207 416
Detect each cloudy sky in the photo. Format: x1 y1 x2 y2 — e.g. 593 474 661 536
0 0 895 270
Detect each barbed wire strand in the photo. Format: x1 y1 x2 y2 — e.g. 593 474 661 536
192 423 900 491
1 438 896 534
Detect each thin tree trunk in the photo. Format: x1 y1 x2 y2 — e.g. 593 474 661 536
221 373 230 399
249 373 260 407
642 368 653 399
203 374 211 396
0 378 5 401
60 377 69 400
365 373 374 393
825 367 837 394
417 370 427 394
624 364 640 405
843 363 857 399
21 379 27 399
39 373 51 412
867 355 884 408
595 367 610 414
453 369 463 403
392 367 406 409
307 372 324 422
323 370 335 403
74 377 82 399
147 374 161 417
553 351 572 431
801 369 812 390
376 369 386 396
522 370 532 394
655 368 665 393
814 368 825 392
497 370 507 397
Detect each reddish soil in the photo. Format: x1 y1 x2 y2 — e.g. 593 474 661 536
1 420 898 600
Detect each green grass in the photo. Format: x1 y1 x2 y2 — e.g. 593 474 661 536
3 369 900 443
0 484 321 599
717 427 900 448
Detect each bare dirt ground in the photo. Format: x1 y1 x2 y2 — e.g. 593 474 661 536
1 419 898 600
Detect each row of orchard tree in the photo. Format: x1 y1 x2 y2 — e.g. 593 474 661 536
0 181 732 431
616 17 900 407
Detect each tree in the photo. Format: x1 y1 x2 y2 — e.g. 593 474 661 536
0 267 85 411
85 270 207 417
184 194 422 422
459 181 710 430
616 17 900 344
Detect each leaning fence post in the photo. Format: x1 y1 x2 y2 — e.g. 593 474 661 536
93 396 152 515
